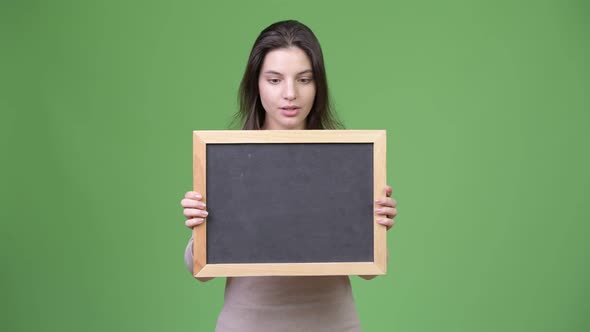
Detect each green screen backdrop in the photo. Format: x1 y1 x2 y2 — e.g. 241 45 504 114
2 0 589 331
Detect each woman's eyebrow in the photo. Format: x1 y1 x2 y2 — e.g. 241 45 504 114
297 69 313 75
262 69 313 75
262 70 283 76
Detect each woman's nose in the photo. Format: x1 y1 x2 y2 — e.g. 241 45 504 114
283 81 296 100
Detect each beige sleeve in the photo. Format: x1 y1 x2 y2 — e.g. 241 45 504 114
184 237 194 274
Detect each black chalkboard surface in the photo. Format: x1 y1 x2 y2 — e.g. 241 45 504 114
192 130 387 277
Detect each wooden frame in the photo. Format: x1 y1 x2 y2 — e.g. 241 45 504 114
192 130 387 277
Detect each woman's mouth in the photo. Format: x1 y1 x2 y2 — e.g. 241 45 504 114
280 106 300 117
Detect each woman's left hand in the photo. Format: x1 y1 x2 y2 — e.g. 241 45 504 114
375 185 398 230
358 185 398 280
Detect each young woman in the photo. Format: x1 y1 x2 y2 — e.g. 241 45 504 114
181 20 398 332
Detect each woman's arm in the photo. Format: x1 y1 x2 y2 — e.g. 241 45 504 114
184 236 214 282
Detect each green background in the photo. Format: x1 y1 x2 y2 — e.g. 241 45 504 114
2 0 589 331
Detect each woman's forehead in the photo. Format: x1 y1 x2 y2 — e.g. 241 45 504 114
261 47 312 74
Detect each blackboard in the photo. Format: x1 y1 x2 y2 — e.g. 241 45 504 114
192 130 387 277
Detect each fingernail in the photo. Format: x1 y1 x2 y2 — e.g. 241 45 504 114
203 211 208 216
194 193 202 199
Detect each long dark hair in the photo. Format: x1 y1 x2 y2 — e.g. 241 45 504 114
235 20 343 130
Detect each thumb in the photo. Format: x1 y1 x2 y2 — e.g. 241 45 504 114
384 185 392 197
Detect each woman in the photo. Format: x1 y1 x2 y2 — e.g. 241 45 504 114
181 20 398 331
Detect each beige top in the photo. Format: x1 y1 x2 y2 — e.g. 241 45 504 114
185 238 362 332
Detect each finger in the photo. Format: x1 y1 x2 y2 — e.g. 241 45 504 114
184 208 209 218
384 185 392 197
377 218 395 230
375 207 398 218
185 218 205 228
181 198 206 209
376 197 397 208
184 191 203 200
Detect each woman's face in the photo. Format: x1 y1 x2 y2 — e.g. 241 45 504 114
258 47 316 130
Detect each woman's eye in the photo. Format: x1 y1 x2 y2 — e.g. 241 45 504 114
268 79 280 84
299 78 313 84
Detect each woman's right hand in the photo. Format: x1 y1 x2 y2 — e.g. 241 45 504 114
181 191 208 228
182 191 213 282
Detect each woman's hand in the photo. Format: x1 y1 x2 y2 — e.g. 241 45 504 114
359 185 397 281
375 185 398 230
181 191 208 228
182 191 213 282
